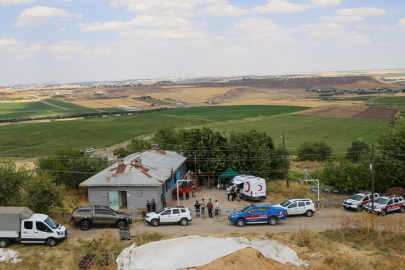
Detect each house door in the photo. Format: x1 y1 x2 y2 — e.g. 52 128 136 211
109 191 119 211
119 191 127 209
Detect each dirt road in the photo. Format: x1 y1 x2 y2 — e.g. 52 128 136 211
66 208 357 239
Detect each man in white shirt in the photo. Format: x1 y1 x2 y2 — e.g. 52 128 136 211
226 186 231 201
215 200 219 216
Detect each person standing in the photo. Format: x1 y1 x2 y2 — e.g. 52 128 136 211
179 186 184 200
146 200 151 213
207 199 213 218
151 199 156 212
231 187 236 202
236 186 240 202
201 198 206 216
226 186 231 201
192 182 196 198
194 200 201 218
215 200 219 216
161 194 166 208
186 185 190 200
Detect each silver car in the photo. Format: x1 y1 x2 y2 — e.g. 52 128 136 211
273 198 316 217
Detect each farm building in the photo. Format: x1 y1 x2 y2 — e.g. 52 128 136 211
79 150 187 211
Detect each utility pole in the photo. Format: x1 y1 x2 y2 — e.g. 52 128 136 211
371 143 375 211
282 132 289 188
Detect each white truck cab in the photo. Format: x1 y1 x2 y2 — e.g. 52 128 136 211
231 175 267 201
0 207 67 248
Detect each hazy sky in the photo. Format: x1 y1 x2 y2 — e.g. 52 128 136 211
0 0 404 85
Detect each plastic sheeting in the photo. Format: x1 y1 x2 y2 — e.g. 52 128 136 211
0 249 22 264
116 235 308 270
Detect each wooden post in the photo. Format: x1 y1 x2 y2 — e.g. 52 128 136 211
282 132 289 188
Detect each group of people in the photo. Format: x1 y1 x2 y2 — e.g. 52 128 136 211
172 182 196 200
146 199 157 212
194 198 219 218
226 185 240 202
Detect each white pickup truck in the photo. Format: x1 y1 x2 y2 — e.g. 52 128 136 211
0 207 67 248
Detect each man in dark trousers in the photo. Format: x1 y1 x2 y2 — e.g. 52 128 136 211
151 199 156 212
146 200 151 212
161 194 166 208
207 199 213 218
194 200 201 218
201 198 206 216
186 185 190 200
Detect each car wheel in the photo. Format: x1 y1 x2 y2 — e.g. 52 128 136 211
180 218 188 226
357 206 363 212
400 206 405 213
381 209 387 216
236 219 245 227
47 238 57 247
268 217 277 226
0 239 8 248
151 219 159 227
305 210 313 217
80 221 91 231
116 220 126 229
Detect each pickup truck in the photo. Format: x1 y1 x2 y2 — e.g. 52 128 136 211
0 207 67 248
69 205 132 230
228 204 287 227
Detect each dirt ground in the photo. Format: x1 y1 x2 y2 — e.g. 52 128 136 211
299 105 400 120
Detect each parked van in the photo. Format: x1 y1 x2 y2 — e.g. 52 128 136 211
0 207 67 248
230 175 267 201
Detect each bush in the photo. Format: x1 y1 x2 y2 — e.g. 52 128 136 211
296 140 332 162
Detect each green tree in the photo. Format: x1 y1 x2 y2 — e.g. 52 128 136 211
179 127 228 179
296 140 332 162
227 130 286 179
113 147 131 158
0 160 30 206
346 140 370 161
375 120 405 191
127 138 152 153
21 173 64 214
151 124 181 150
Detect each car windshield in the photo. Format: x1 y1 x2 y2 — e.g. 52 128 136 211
373 198 384 203
350 195 364 201
241 206 251 212
44 217 58 229
280 200 292 207
156 208 167 214
377 198 388 204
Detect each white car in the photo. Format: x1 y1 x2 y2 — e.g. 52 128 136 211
342 192 380 212
145 206 192 227
273 198 316 217
85 148 94 153
365 195 405 216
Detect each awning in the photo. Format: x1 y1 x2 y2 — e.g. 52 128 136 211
232 179 243 185
218 167 241 179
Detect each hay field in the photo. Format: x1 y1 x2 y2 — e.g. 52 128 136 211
72 99 150 108
161 85 195 88
150 87 234 103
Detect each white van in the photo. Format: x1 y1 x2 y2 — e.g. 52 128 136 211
230 175 267 201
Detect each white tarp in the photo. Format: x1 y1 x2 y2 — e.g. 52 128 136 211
0 249 22 264
232 179 243 185
116 235 308 270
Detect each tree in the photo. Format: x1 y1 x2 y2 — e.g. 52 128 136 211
179 127 228 180
375 120 405 191
227 130 286 179
113 147 131 159
0 160 30 206
346 140 370 161
21 173 64 214
151 124 181 150
296 140 332 162
127 138 152 153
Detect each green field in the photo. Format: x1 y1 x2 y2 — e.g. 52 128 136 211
373 96 405 107
0 105 387 157
0 100 126 120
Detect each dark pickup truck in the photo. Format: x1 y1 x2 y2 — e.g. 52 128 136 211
69 205 132 231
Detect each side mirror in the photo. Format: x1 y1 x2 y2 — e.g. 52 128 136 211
113 212 116 215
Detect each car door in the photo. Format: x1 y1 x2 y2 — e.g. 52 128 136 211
287 202 298 215
386 199 393 211
93 209 106 225
361 195 370 206
171 209 182 222
159 209 172 223
20 221 34 243
245 207 258 222
103 209 118 225
392 198 400 211
33 221 50 244
297 202 306 214
257 207 268 222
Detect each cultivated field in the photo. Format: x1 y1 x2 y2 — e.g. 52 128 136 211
71 98 152 109
299 105 399 120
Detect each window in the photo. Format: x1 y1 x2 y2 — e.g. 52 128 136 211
289 203 297 208
248 208 258 214
78 210 91 215
387 200 393 205
305 202 311 205
393 199 398 203
173 209 180 214
363 196 369 201
136 190 143 197
36 222 49 232
161 210 171 215
101 190 108 197
181 209 187 213
24 221 33 230
298 202 305 207
95 209 105 215
259 207 267 213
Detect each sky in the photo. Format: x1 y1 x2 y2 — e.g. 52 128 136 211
0 0 404 85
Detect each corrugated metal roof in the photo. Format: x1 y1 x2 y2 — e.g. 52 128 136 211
79 150 187 187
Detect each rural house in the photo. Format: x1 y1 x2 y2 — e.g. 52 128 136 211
79 150 187 211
